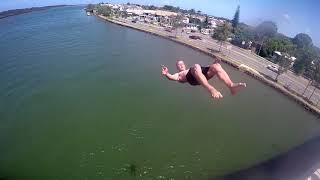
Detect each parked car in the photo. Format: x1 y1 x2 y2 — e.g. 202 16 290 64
267 64 279 72
131 20 137 23
189 35 202 40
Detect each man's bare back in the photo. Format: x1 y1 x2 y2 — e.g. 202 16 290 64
161 58 246 100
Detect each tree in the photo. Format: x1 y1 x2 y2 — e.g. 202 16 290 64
189 17 201 25
255 21 278 38
275 53 293 81
292 33 313 49
203 15 210 28
149 5 157 10
293 48 316 77
163 5 173 11
162 5 181 12
212 23 232 51
86 4 95 12
198 16 210 31
293 58 307 75
97 5 112 17
197 10 201 14
254 21 278 55
142 5 157 10
302 53 320 95
188 9 196 14
264 37 296 57
171 15 184 37
307 60 320 100
231 23 254 48
232 5 240 32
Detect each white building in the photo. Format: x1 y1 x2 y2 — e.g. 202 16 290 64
191 15 206 22
125 9 177 17
100 3 124 11
184 23 198 31
201 28 213 35
182 17 189 24
126 9 144 15
210 21 217 28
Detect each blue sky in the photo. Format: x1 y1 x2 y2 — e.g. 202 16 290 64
1 0 319 46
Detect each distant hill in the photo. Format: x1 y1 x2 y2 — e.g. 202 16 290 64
0 5 69 19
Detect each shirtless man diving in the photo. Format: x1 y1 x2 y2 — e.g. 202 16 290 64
161 57 246 99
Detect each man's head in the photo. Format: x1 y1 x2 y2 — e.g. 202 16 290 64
176 60 186 72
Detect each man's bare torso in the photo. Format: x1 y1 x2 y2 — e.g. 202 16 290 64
177 69 189 83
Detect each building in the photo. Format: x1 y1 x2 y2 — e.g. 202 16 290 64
208 17 225 28
201 28 214 35
125 9 177 17
126 8 144 15
142 10 177 17
289 56 296 67
182 17 189 24
273 51 296 67
190 15 206 22
184 23 198 31
210 21 217 28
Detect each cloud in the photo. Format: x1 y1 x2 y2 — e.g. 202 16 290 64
283 13 291 21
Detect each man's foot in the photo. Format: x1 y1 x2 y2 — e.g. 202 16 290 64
230 83 246 95
209 88 223 99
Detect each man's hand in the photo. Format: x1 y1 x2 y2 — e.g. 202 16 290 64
161 65 179 81
161 65 169 75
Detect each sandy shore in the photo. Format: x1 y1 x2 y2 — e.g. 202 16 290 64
96 14 320 116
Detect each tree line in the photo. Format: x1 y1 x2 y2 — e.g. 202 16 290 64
212 5 320 101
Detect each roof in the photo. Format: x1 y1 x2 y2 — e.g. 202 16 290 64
126 9 177 16
274 51 282 56
154 10 177 17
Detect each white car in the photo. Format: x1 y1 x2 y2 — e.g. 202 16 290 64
267 64 279 72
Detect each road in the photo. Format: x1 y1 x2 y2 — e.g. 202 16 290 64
116 18 320 105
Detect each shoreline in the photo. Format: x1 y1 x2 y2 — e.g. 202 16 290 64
0 5 69 19
96 14 320 116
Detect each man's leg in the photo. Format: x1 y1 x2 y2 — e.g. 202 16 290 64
208 63 246 95
191 64 223 99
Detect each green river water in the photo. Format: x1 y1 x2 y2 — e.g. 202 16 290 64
0 6 319 180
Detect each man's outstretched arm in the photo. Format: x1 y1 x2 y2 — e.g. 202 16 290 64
161 65 179 81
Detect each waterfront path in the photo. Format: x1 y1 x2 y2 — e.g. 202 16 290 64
98 15 320 113
115 17 320 104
